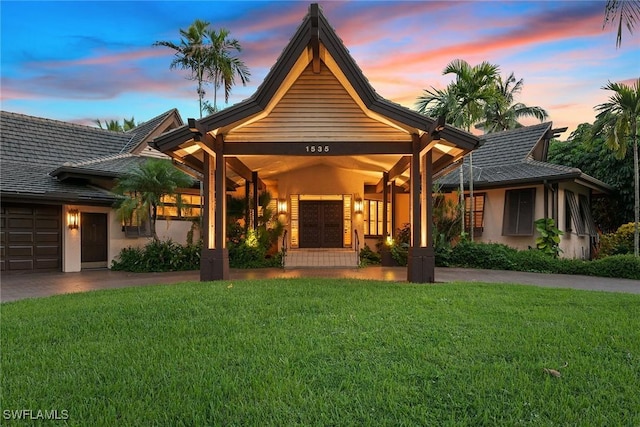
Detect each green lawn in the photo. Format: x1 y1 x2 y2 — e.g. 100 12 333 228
2 279 639 426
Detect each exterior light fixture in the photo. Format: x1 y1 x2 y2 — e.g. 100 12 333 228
67 209 79 230
277 199 288 215
385 234 394 247
354 197 363 214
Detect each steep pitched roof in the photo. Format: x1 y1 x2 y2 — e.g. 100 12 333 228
472 122 552 167
154 3 479 155
437 123 612 194
121 108 183 154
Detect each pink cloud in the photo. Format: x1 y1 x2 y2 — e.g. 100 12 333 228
31 47 167 68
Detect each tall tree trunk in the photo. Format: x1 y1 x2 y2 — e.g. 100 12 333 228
633 121 639 257
152 203 159 241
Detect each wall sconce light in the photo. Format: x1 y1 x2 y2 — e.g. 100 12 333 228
354 197 363 214
277 199 288 215
67 209 79 230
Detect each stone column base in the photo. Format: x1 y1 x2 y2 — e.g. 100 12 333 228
407 247 435 283
200 248 229 281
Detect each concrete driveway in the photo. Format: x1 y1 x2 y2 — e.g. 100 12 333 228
1 267 638 303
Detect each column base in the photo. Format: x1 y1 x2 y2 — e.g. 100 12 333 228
380 246 396 266
407 247 435 283
200 248 229 281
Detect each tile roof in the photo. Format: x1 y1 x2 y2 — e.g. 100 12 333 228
473 122 551 167
0 110 182 204
437 123 612 193
1 111 133 168
121 108 182 153
1 160 115 204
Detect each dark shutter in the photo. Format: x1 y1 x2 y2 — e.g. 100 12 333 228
566 191 585 235
502 188 535 236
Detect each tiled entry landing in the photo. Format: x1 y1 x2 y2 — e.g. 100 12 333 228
285 249 358 268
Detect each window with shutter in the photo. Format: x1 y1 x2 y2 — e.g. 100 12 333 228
502 188 536 236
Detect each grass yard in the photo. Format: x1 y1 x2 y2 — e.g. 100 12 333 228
1 278 639 426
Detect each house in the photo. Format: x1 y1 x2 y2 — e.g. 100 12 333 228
0 109 198 274
436 122 613 259
153 3 481 283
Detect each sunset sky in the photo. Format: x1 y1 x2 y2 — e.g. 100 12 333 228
1 1 638 139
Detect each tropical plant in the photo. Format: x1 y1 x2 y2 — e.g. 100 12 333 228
476 72 548 133
95 117 136 132
416 59 500 130
154 19 211 118
593 78 640 256
603 0 640 47
206 27 250 112
534 218 564 258
548 123 634 232
112 159 194 240
599 222 637 257
416 60 501 240
154 20 250 117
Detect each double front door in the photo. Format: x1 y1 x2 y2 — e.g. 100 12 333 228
299 201 343 248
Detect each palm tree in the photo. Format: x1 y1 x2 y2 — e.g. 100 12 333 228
154 21 250 116
593 78 640 256
416 59 500 239
112 159 194 240
95 117 136 132
603 0 640 47
415 84 462 127
476 73 549 133
417 59 500 130
206 28 251 112
154 19 211 118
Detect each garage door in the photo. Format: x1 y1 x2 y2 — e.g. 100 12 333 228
0 204 62 273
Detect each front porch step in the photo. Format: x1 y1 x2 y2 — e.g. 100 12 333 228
284 249 358 269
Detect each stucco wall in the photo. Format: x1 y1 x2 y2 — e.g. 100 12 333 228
63 204 193 272
464 183 593 259
558 182 593 259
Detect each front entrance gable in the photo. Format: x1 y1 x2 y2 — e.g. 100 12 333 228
224 63 410 144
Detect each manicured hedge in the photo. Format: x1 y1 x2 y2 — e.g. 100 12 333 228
111 239 201 272
439 241 640 280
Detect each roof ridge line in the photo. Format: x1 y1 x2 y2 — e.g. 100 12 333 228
68 153 134 167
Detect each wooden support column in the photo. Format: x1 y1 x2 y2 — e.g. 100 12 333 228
201 134 229 281
382 171 389 238
390 180 397 239
381 171 393 266
244 180 250 234
408 135 435 283
252 171 259 230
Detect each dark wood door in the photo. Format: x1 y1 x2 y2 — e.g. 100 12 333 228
299 201 343 248
0 204 61 272
81 213 108 266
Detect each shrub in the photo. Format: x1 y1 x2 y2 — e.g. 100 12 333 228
389 223 410 266
510 249 557 273
589 255 640 279
111 239 201 272
228 240 282 269
359 244 381 266
599 222 636 257
445 240 640 280
449 241 517 271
